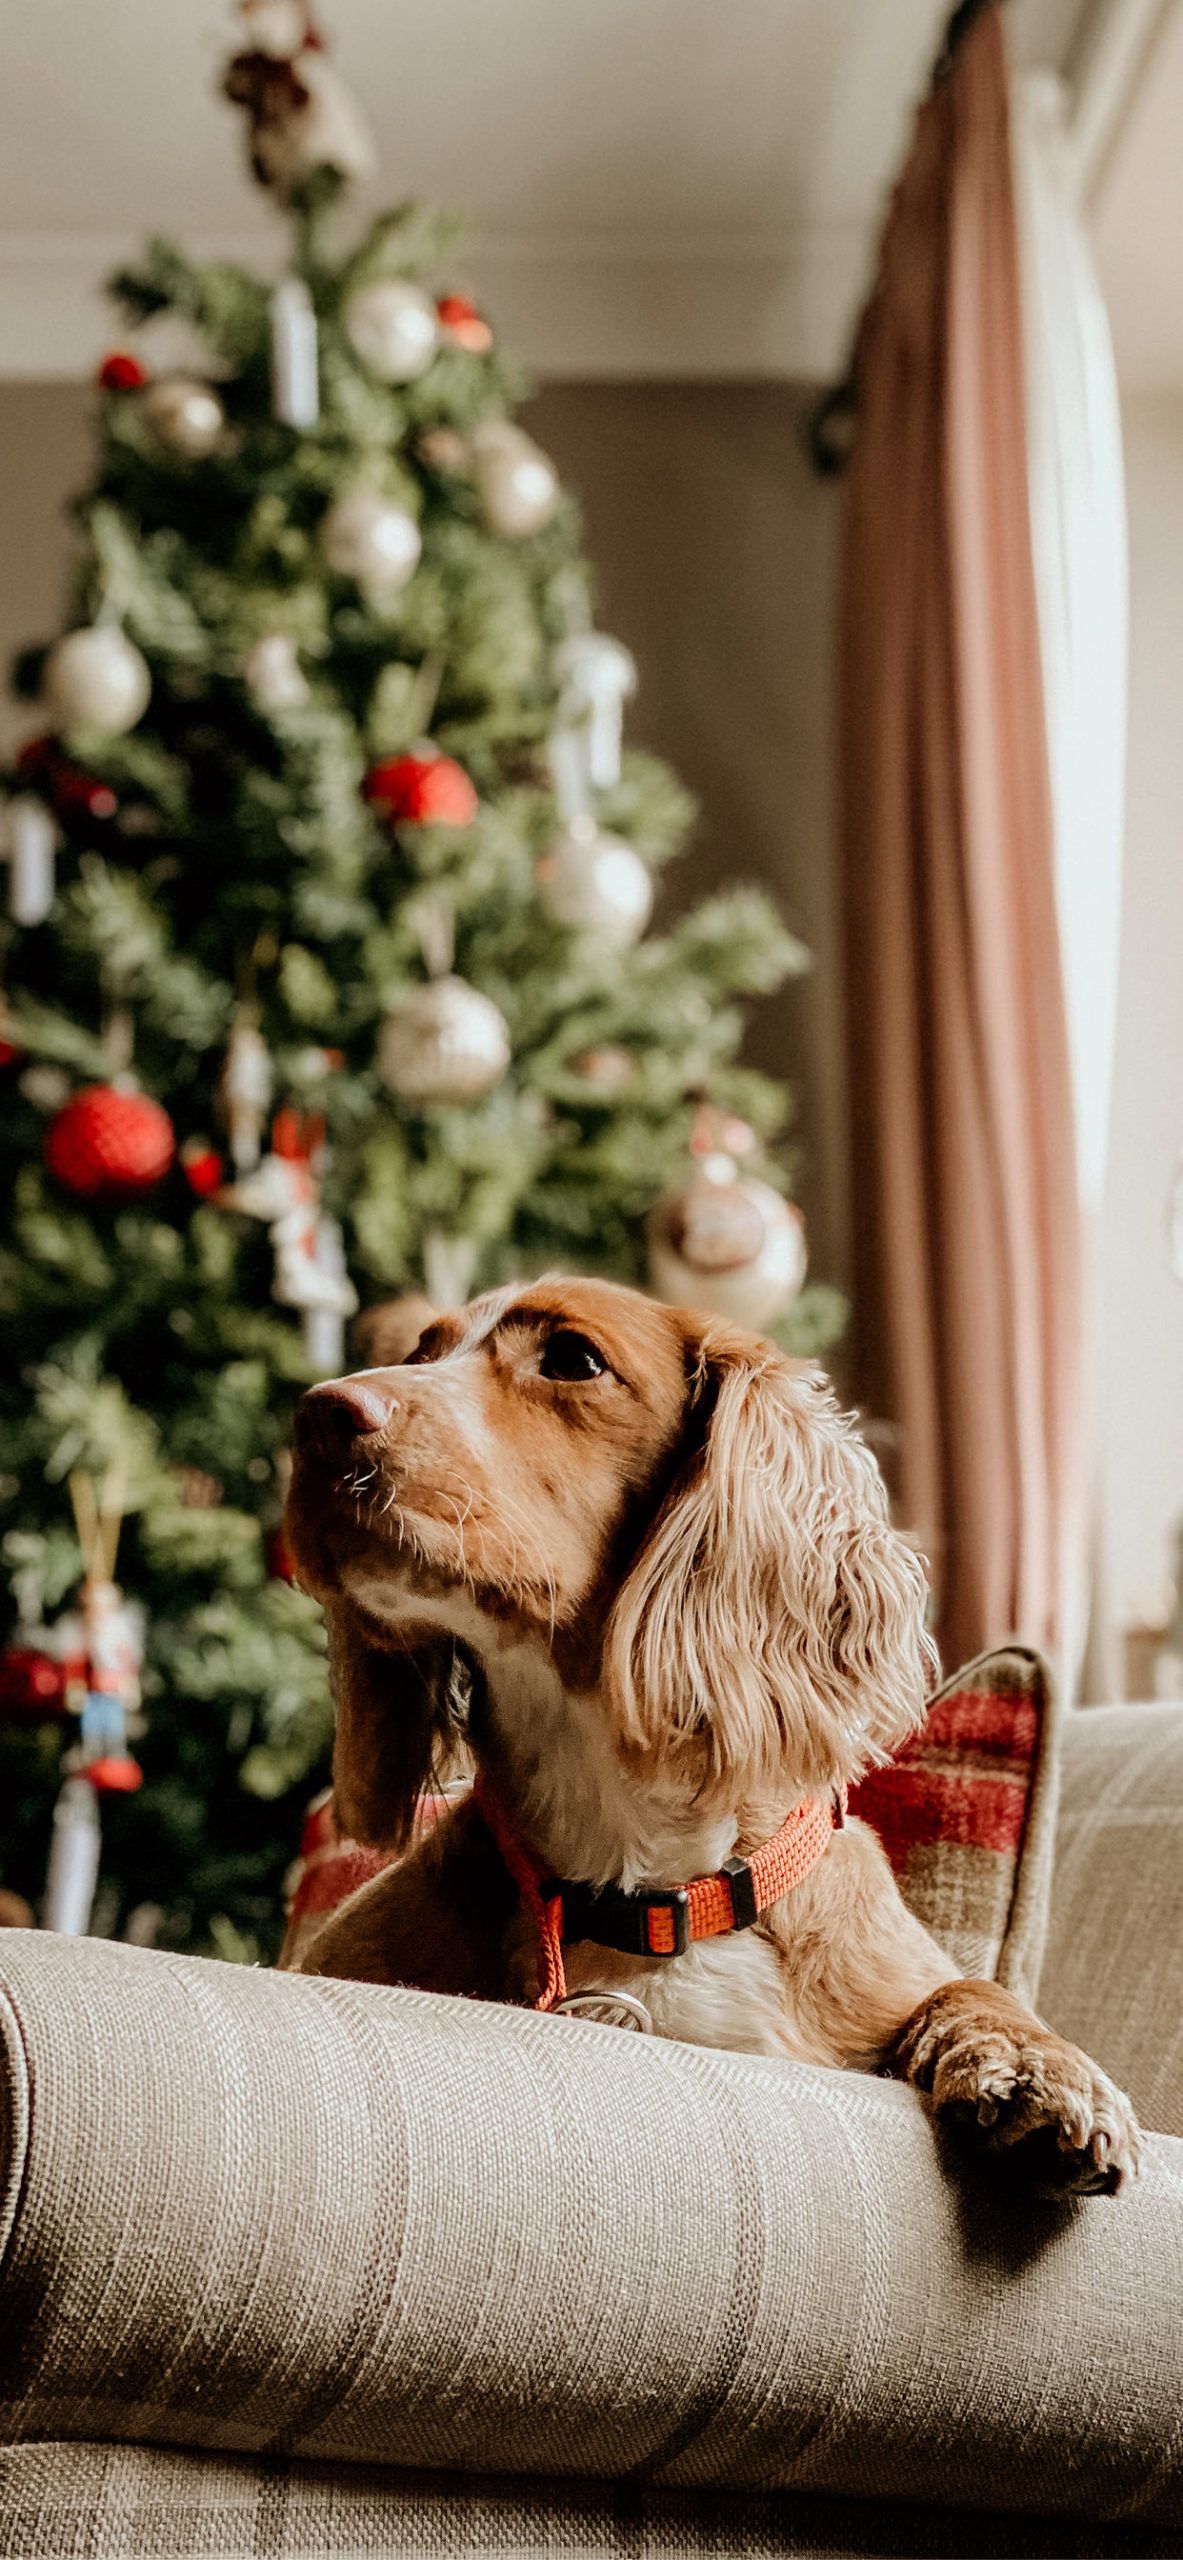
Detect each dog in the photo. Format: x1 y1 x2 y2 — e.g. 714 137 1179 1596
283 1275 1141 2197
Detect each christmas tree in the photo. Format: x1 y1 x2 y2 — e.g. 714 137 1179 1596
0 3 839 1957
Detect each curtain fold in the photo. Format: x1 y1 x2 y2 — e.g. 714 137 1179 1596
840 4 1083 1672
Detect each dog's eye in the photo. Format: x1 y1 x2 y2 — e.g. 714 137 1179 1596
539 1330 607 1383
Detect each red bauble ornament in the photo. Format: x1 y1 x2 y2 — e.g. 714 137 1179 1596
45 1085 176 1199
181 1136 224 1197
362 752 478 829
0 1646 68 1721
98 350 149 393
16 735 117 825
86 1755 143 1794
436 293 493 355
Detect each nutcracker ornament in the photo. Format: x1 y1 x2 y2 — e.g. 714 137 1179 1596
42 1468 145 1936
552 630 637 798
217 1105 357 1371
646 1104 807 1332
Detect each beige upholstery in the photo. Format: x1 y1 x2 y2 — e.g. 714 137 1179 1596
3 2441 1181 2559
1039 1701 1183 2137
1 1700 1182 2558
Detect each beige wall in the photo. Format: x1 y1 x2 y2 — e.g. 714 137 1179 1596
1100 395 1183 1628
0 379 851 1307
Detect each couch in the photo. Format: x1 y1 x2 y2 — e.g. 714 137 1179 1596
1 1697 1181 2560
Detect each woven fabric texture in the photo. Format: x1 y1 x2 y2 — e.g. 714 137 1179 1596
1 1931 1181 2525
848 1645 1059 1995
4 2442 1182 2560
1039 1698 1183 2136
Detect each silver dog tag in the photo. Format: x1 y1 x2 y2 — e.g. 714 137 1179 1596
554 1988 653 2033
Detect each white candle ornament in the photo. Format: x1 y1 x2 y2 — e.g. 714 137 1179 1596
43 1776 101 1935
6 795 56 925
270 276 320 429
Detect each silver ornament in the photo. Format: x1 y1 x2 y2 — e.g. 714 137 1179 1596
142 376 225 459
243 632 310 713
321 490 422 600
45 627 151 736
471 421 559 538
379 975 511 1105
552 630 637 792
538 817 652 947
344 279 439 383
647 1165 807 1330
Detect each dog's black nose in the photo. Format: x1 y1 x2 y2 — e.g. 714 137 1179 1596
297 1378 396 1447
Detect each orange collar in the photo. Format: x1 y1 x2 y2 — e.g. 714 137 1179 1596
472 1773 848 2012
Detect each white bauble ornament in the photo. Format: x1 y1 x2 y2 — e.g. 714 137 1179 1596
647 1161 807 1331
243 632 310 713
471 421 559 538
538 817 652 947
378 975 511 1105
142 376 225 459
45 627 151 737
344 279 439 384
321 490 422 600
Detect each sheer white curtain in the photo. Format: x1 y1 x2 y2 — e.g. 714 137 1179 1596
1012 70 1128 1217
1012 69 1128 1684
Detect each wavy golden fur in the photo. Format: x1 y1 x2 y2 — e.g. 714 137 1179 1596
283 1276 1139 2198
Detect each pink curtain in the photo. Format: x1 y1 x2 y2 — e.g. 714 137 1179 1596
840 5 1083 1672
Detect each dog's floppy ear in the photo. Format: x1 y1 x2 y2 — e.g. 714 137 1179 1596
604 1331 936 1797
324 1599 462 1850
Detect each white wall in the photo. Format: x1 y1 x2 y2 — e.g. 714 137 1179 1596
1100 393 1183 1626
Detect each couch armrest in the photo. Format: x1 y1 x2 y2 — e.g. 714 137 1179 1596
1 1932 1181 2528
1039 1701 1183 2136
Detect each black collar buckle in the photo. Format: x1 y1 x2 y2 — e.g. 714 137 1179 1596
556 1878 691 1960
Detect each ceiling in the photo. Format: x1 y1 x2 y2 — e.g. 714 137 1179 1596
0 0 1168 381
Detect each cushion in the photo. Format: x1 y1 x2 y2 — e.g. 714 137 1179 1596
847 1644 1060 1996
285 1647 1060 1997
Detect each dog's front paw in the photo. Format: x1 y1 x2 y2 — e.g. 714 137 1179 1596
896 1982 1143 2198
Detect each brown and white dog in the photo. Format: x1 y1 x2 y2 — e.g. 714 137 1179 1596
283 1276 1140 2197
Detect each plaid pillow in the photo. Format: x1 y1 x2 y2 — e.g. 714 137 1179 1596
847 1645 1059 1996
284 1647 1059 1998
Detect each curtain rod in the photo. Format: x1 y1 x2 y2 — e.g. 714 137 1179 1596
807 0 1003 477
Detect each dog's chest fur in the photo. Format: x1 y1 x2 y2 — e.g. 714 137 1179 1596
349 1572 820 2060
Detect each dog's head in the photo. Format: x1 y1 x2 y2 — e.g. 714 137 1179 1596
286 1277 935 1848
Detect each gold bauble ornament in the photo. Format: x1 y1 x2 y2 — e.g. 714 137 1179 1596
378 975 511 1105
45 627 151 736
243 632 310 712
142 376 225 459
538 816 652 947
471 421 559 538
647 1158 807 1331
344 279 439 383
320 490 422 600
